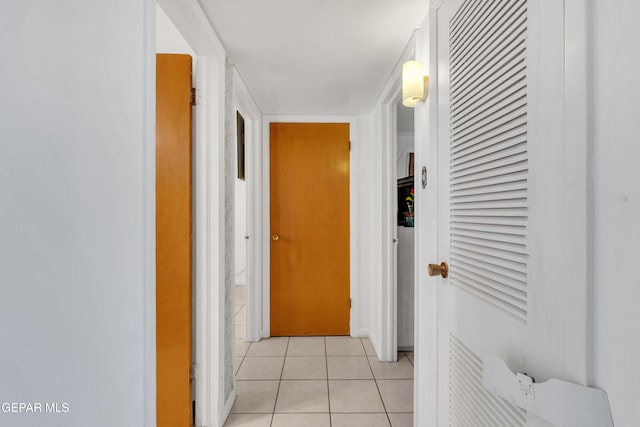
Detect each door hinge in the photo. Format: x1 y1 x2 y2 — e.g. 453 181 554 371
190 363 196 384
349 140 352 151
190 87 197 106
350 298 352 309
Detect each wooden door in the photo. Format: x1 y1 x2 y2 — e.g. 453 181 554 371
156 54 192 427
433 1 588 425
270 123 350 336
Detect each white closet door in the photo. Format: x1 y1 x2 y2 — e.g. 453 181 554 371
433 0 588 425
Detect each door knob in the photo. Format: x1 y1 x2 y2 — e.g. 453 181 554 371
272 234 280 241
428 262 449 278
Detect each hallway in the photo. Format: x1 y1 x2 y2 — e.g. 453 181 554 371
227 286 414 427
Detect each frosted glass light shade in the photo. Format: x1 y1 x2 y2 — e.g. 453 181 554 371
402 61 429 107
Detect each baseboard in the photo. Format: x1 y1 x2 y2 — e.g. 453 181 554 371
221 389 236 427
368 331 382 360
353 328 369 338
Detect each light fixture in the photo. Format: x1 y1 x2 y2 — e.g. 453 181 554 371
402 60 429 107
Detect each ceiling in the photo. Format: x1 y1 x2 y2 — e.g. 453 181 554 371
198 0 429 115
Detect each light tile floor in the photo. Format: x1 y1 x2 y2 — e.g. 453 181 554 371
228 285 414 427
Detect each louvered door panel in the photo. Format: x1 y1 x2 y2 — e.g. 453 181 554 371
449 0 528 323
450 334 526 427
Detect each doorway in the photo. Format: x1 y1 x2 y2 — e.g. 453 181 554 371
156 4 230 426
395 101 415 353
233 74 263 344
234 111 248 343
269 122 351 336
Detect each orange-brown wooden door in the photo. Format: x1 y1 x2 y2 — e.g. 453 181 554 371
156 54 192 427
270 123 350 336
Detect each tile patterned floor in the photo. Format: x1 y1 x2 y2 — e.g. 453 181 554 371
228 285 414 426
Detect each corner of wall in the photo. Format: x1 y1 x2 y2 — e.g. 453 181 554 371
223 57 236 411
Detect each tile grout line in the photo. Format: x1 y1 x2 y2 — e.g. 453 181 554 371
236 303 247 376
234 285 246 374
325 336 332 427
362 338 393 427
269 337 289 427
229 288 247 425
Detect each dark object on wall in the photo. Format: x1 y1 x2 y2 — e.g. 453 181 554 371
237 111 245 180
398 176 414 227
408 152 414 176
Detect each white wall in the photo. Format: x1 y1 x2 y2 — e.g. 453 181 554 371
156 5 195 56
397 133 414 180
0 2 154 426
353 113 376 338
360 105 385 352
234 180 247 284
591 2 640 425
397 102 415 179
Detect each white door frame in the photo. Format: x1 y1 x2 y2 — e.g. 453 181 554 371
413 11 439 427
378 39 416 362
261 115 360 338
156 1 229 426
380 85 400 362
233 69 263 343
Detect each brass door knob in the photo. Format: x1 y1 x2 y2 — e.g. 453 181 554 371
428 262 449 278
272 234 280 241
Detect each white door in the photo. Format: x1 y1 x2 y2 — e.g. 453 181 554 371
432 0 588 425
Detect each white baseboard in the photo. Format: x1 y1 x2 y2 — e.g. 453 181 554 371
221 390 236 427
353 328 370 338
368 331 382 360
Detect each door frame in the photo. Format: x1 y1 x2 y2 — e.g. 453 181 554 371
261 116 359 338
233 68 262 343
156 0 229 426
413 11 439 427
378 38 416 362
379 83 401 362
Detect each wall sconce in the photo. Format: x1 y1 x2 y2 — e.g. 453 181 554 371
402 60 429 107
